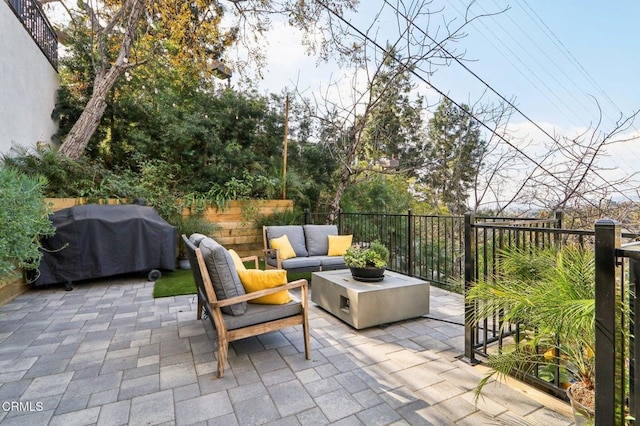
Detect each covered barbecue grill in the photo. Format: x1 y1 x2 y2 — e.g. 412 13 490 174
30 204 177 288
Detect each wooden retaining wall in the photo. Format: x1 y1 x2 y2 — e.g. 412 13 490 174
0 274 26 307
201 200 293 257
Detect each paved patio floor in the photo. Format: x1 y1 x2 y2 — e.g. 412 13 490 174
0 275 575 425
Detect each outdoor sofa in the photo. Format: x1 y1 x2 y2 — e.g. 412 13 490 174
262 225 351 273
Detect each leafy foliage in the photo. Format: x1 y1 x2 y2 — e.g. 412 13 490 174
421 98 486 214
344 240 390 268
253 209 304 227
176 215 221 257
53 23 332 207
466 244 597 398
340 174 414 213
0 167 55 278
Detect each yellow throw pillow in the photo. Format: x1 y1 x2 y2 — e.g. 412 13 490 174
237 269 292 304
328 234 353 256
270 235 297 260
228 249 247 271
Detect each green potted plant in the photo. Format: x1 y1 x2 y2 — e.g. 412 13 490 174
0 167 55 285
344 240 390 281
466 244 598 425
176 214 221 269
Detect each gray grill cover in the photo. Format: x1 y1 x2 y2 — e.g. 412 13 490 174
31 204 176 286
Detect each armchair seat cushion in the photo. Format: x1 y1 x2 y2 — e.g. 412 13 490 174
223 301 303 331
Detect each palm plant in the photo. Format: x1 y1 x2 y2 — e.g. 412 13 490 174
466 244 596 417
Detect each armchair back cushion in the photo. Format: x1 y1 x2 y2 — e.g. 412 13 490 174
303 224 338 256
190 234 247 316
265 226 308 257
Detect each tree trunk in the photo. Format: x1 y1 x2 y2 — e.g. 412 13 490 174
58 69 123 159
58 0 145 159
328 168 351 222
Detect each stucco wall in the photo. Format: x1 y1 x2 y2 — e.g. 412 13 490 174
0 0 59 155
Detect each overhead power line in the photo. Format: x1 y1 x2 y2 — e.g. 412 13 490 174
450 0 589 129
314 0 638 207
314 1 570 193
518 0 624 119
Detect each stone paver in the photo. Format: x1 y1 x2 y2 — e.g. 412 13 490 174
0 276 575 425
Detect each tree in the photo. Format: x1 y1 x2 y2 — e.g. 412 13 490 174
297 1 504 219
340 173 414 214
307 47 430 218
360 49 426 174
421 98 486 214
51 0 357 159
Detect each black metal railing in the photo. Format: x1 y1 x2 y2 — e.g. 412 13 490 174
463 211 588 399
304 210 466 289
305 209 560 290
463 213 640 422
305 209 640 420
6 0 58 69
594 220 639 424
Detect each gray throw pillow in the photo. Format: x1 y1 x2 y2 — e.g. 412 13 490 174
266 226 308 257
193 236 247 316
303 225 338 256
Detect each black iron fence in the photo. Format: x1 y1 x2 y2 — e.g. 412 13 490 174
462 212 588 399
305 209 640 421
463 213 639 423
6 0 58 69
594 220 639 424
304 210 466 289
305 209 557 290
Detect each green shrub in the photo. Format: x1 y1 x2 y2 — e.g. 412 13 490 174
0 167 55 278
253 208 303 227
344 240 389 268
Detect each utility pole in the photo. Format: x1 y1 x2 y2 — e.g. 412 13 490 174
282 94 289 199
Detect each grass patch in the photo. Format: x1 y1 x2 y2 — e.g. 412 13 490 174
287 271 312 283
153 263 314 298
153 269 196 298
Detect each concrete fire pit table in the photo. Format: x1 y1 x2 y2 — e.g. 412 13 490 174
311 269 430 329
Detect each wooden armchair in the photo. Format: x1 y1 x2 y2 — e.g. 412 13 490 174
182 234 310 378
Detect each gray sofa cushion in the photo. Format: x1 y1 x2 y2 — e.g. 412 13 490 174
317 256 346 269
280 257 322 270
266 226 308 257
304 225 338 256
191 235 247 316
265 256 322 270
189 233 207 248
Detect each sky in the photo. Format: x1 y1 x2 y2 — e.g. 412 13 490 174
226 0 640 204
231 0 639 132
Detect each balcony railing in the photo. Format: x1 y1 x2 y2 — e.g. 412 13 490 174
6 0 58 70
304 210 466 289
305 209 640 421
